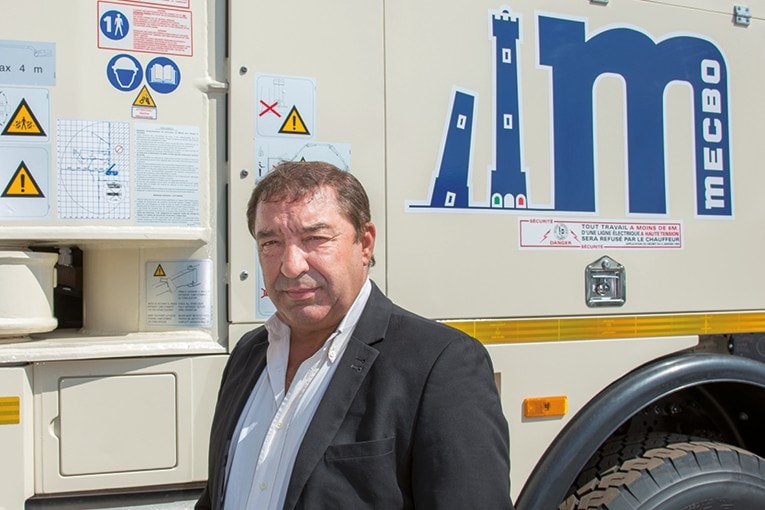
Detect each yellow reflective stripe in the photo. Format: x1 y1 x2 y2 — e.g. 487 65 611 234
445 311 765 344
0 396 20 425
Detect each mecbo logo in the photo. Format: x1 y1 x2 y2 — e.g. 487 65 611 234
410 7 732 218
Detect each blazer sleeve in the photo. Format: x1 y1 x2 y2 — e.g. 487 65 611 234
411 332 514 509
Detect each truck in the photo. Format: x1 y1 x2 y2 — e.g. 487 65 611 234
2 0 765 508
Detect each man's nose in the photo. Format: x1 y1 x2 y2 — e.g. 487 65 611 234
281 243 309 278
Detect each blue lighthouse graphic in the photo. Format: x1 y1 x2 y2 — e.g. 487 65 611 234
489 10 527 209
414 7 733 218
428 91 475 208
429 10 528 209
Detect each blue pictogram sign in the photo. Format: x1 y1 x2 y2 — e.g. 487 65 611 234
100 10 129 41
106 53 143 92
146 57 181 94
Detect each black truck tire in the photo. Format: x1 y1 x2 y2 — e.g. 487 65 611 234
560 440 765 509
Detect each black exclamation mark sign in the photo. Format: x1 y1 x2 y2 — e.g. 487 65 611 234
20 174 25 193
292 115 296 131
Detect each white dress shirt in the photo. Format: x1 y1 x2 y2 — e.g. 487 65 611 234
223 279 372 510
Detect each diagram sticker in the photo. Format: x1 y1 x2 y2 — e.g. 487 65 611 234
0 146 50 218
0 40 55 86
256 74 315 139
255 139 351 180
56 119 130 220
98 1 193 56
146 260 212 327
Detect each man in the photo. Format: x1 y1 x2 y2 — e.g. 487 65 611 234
197 161 513 509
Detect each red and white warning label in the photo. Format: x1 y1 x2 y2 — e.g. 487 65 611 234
98 1 193 57
519 218 683 250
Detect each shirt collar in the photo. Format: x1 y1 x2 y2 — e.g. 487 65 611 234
265 278 372 363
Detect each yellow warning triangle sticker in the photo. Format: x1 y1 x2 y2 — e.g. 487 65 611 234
2 161 44 197
153 264 167 277
1 98 46 136
278 106 310 135
133 85 156 107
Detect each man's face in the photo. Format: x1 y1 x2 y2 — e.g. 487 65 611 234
254 186 376 341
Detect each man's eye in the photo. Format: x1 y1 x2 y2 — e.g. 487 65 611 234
305 235 332 245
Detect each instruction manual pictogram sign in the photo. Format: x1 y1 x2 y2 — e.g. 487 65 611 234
2 160 44 197
2 98 46 136
278 106 311 135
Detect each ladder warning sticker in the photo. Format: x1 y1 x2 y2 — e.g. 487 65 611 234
278 106 310 135
146 260 212 327
2 161 44 197
1 98 46 136
256 74 315 139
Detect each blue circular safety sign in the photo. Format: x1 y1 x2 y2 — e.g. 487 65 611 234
106 54 143 92
146 57 181 94
100 10 129 41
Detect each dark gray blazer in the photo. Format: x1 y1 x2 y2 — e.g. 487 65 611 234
197 282 513 509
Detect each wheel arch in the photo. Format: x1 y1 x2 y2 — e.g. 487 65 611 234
514 352 765 510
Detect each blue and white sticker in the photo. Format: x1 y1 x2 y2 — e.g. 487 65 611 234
100 9 130 41
106 53 143 92
408 8 733 220
146 57 180 94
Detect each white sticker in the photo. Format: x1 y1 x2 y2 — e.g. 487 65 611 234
98 1 193 56
57 119 131 220
146 260 212 327
135 123 199 226
256 74 316 139
0 40 55 86
255 139 351 180
519 218 683 250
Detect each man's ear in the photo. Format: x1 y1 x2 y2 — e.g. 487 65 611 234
361 222 377 267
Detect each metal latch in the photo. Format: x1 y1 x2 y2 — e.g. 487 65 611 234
735 5 751 26
585 256 625 307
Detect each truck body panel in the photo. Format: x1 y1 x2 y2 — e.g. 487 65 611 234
2 0 765 508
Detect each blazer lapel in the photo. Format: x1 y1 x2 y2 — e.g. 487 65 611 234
223 334 269 440
282 282 392 509
215 334 268 508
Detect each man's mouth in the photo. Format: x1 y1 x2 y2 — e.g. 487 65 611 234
283 287 317 300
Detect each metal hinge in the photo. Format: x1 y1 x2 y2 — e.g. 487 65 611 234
734 5 752 26
590 0 609 5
